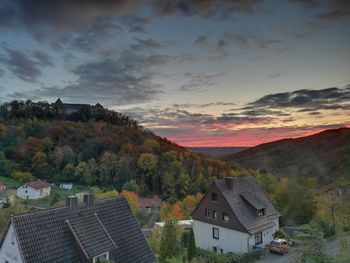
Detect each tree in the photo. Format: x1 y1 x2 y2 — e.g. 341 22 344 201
148 228 161 255
171 202 184 220
294 222 334 263
159 221 181 263
0 152 12 177
181 193 203 218
42 137 53 152
121 190 139 214
62 163 75 181
187 229 196 262
12 171 33 182
31 152 49 178
75 161 89 182
137 153 157 178
122 180 140 193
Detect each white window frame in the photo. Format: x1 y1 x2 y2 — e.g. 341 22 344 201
93 252 109 263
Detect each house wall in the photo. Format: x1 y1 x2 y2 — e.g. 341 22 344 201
60 184 73 190
193 217 279 254
0 224 23 263
193 220 250 253
16 186 51 200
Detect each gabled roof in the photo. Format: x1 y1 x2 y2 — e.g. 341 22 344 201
213 176 279 234
138 195 162 208
24 180 50 190
2 196 155 263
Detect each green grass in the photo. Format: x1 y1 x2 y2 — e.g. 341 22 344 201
0 176 21 188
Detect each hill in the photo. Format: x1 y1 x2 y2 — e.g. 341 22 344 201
225 128 350 183
0 100 236 201
187 147 248 158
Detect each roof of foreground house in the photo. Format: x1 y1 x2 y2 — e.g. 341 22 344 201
24 180 50 190
192 176 280 234
0 196 155 263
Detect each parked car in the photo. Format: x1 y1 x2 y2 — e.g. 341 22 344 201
269 239 292 255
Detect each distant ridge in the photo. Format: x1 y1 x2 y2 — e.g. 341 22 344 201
187 147 248 158
225 128 350 184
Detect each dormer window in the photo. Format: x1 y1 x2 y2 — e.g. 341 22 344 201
258 208 265 216
93 252 109 263
211 192 218 201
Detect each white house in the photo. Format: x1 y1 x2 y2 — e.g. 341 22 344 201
59 183 73 190
192 176 280 254
16 180 51 200
0 195 155 263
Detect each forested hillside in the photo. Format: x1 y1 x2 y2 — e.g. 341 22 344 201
226 128 350 184
0 100 235 201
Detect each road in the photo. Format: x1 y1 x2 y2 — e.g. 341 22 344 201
256 237 349 263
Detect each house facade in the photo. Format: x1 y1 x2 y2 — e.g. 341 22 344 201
192 176 280 254
0 182 6 191
16 181 51 200
0 194 155 263
138 195 162 209
59 183 73 190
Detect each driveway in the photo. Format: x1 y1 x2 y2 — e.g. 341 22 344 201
256 251 295 263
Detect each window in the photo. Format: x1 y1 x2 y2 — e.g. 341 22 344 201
93 252 109 263
211 192 218 201
212 210 217 219
220 249 224 254
258 208 265 216
11 232 15 245
255 232 262 245
222 212 229 222
212 227 219 239
205 209 211 218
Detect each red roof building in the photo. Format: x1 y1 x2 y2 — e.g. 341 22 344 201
24 180 51 190
138 195 162 209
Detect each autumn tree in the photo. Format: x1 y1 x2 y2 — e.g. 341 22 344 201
31 152 49 178
121 190 139 214
12 171 33 182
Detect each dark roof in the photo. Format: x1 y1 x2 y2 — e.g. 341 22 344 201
24 180 50 190
240 191 266 210
138 195 162 208
3 196 155 263
214 177 279 234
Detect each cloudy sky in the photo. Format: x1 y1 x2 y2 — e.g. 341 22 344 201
0 0 349 146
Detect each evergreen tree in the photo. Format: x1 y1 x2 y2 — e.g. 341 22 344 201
187 229 196 262
159 221 180 263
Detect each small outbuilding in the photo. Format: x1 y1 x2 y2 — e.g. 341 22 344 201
59 183 73 190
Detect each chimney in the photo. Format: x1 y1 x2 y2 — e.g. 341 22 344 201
225 177 234 190
66 195 78 210
83 193 95 208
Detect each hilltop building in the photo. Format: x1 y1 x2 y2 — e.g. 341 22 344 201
192 176 280 254
52 98 103 114
0 194 155 263
16 180 51 200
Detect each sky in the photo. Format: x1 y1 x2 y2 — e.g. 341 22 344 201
0 0 349 147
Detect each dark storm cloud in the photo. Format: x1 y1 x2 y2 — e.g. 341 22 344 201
63 16 122 52
0 0 264 39
179 72 224 92
29 51 170 105
290 0 350 20
173 102 236 108
245 85 350 111
121 15 153 33
33 51 54 66
1 47 42 82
